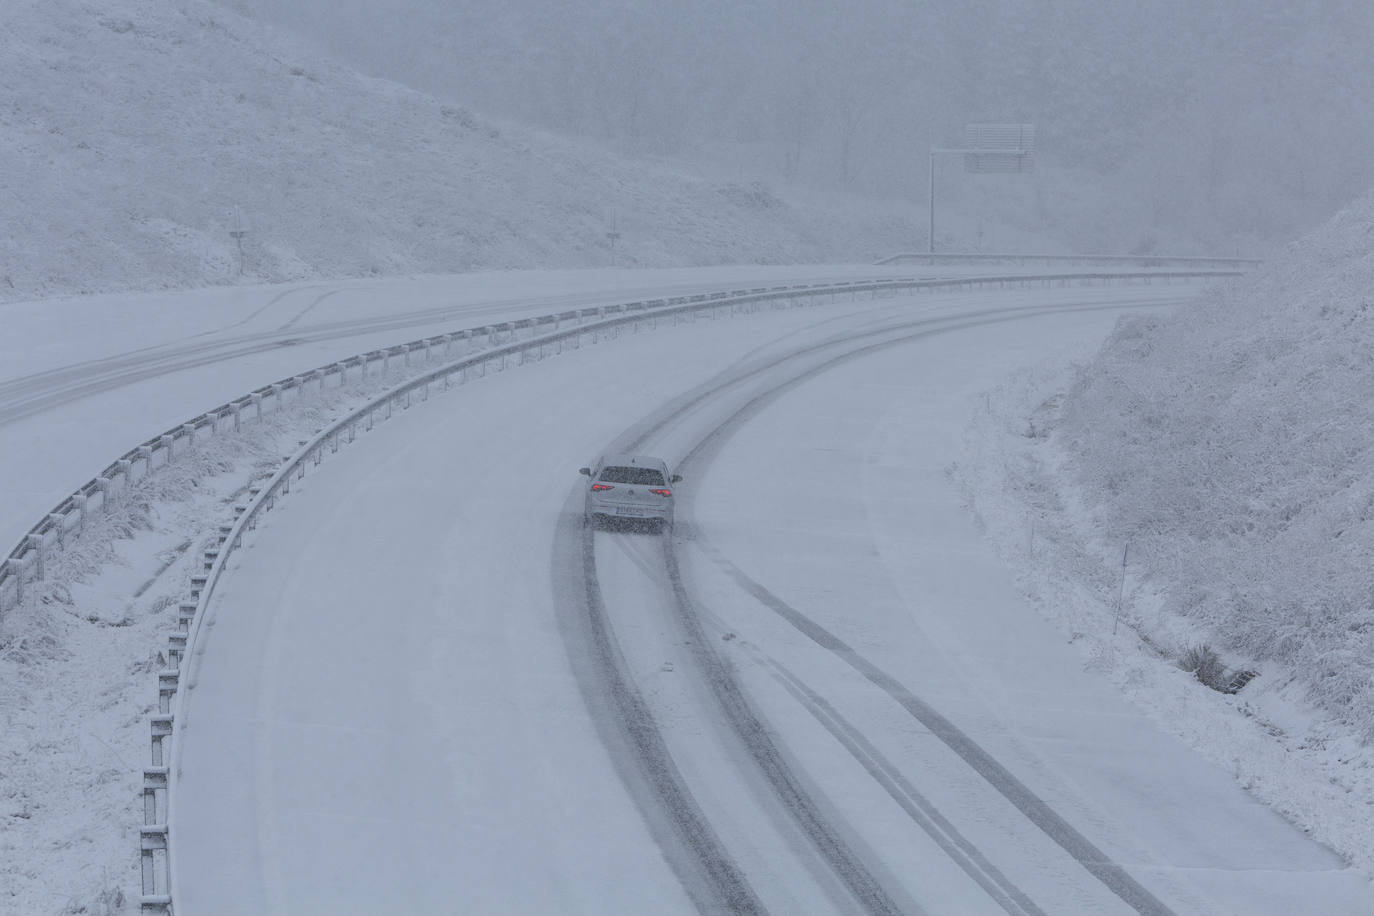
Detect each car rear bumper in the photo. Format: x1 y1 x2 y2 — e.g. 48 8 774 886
585 497 673 520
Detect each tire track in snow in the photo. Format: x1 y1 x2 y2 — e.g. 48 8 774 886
0 312 443 427
704 544 1177 915
656 305 1179 916
0 289 658 427
0 274 925 430
551 509 766 915
278 288 373 330
658 540 917 916
595 298 1168 912
566 302 1027 914
751 649 1049 916
564 293 1185 914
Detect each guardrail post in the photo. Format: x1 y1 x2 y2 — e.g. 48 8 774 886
140 822 169 901
167 631 188 667
48 514 65 549
4 557 21 604
26 534 44 580
149 715 173 767
157 671 179 715
143 767 168 824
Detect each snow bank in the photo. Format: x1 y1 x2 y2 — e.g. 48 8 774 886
0 361 438 916
1058 187 1374 740
955 187 1374 878
0 418 284 916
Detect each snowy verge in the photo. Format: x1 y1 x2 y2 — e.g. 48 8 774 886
0 352 468 916
953 348 1374 880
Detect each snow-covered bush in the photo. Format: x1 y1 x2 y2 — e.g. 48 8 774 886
1056 186 1374 739
1178 644 1227 691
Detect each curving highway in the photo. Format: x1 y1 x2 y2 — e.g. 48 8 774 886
0 265 951 555
168 285 1371 914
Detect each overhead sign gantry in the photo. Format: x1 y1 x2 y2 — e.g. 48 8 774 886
929 123 1036 252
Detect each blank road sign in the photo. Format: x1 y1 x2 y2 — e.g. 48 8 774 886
963 123 1036 172
965 123 1036 151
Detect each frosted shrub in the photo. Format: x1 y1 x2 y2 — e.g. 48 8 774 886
1178 644 1227 691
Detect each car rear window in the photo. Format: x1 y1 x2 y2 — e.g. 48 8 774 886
598 466 666 486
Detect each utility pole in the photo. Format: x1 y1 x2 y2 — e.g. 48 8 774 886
229 208 248 276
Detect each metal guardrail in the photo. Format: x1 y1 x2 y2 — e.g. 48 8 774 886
0 270 1247 914
875 252 1261 270
0 270 1242 620
0 294 772 615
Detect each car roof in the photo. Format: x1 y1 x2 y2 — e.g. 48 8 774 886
597 453 669 471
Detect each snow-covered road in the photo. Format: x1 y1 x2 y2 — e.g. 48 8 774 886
0 265 947 556
169 284 1371 914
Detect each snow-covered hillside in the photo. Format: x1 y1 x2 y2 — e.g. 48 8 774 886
956 185 1374 874
1057 187 1374 739
0 0 921 305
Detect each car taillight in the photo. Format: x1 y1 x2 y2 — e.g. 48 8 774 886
591 483 614 491
649 488 672 497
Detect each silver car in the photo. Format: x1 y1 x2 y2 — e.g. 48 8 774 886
580 454 681 532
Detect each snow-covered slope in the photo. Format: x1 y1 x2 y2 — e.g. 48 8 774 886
0 0 919 304
955 186 1374 876
1055 187 1374 740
